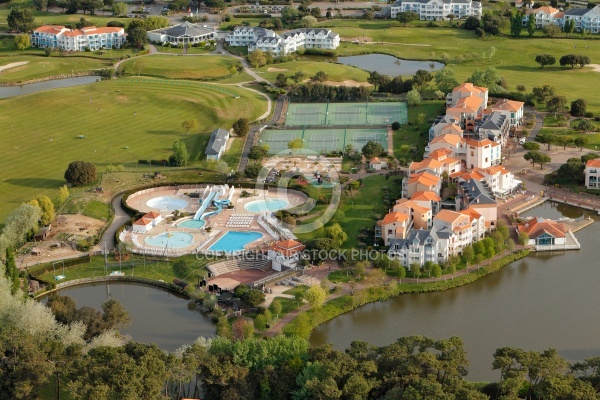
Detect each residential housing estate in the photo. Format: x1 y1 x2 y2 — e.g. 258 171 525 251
147 22 217 46
521 5 600 34
377 82 524 268
225 27 340 56
391 0 482 21
31 25 126 51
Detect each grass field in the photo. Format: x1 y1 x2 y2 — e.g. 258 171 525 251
257 60 370 84
314 21 600 113
0 78 266 223
0 54 112 82
118 55 243 81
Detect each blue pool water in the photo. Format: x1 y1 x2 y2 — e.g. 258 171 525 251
208 231 263 252
144 232 194 248
178 219 206 229
146 196 189 211
244 198 289 213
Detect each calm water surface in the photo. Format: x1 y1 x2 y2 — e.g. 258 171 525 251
311 202 600 381
43 282 215 352
337 54 445 76
0 76 100 99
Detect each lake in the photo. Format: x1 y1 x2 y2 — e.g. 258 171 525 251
310 202 600 382
42 282 215 352
337 54 445 76
0 76 100 99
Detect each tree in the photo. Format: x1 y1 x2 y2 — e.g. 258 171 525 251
101 299 130 330
559 54 589 69
542 23 561 38
270 299 282 319
242 289 266 307
406 89 421 107
4 248 21 294
281 5 299 23
248 49 267 68
574 137 589 151
7 8 35 33
576 119 594 133
482 13 502 35
522 142 540 151
232 318 254 340
311 70 329 82
111 1 127 15
535 54 556 68
411 69 433 94
244 161 263 179
172 140 189 166
468 66 504 92
434 68 459 94
571 98 587 117
564 18 575 37
361 140 384 159
304 285 327 309
288 138 304 154
546 96 567 114
205 0 226 9
325 223 347 247
64 161 97 186
254 314 267 331
300 15 317 28
33 0 48 10
510 10 523 37
81 0 103 15
276 73 288 87
463 16 480 30
181 119 199 134
396 11 419 26
462 245 475 266
233 118 250 137
537 153 551 169
248 145 269 160
527 13 536 37
14 33 31 51
430 264 442 281
34 195 55 226
59 184 70 206
127 27 148 49
524 150 541 167
292 71 305 84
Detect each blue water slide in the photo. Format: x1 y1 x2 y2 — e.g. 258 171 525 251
194 191 216 220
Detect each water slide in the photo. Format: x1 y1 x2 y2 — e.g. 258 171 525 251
194 191 216 220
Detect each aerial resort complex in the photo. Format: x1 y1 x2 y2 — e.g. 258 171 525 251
3 0 600 396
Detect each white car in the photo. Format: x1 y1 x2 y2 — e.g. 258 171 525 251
519 138 526 145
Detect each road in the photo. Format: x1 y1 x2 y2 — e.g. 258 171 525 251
99 194 130 252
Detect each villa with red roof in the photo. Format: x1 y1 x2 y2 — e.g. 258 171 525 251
433 210 473 255
376 212 410 245
516 217 568 247
133 217 153 233
402 171 441 199
267 239 306 271
585 159 600 189
368 157 388 171
31 25 126 51
491 99 525 128
393 199 432 230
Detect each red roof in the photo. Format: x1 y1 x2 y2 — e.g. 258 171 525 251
272 240 305 257
134 217 153 226
586 159 600 168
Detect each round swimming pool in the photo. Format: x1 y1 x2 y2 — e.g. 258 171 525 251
146 196 189 211
178 219 206 229
244 198 289 213
144 232 194 248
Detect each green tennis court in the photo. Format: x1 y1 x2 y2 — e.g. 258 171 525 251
284 102 408 127
260 128 388 154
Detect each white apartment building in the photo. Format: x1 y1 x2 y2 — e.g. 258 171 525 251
563 6 600 33
585 159 600 189
225 27 340 56
522 6 561 28
31 25 126 51
433 210 473 255
387 227 450 268
376 211 411 245
147 22 216 46
391 0 482 20
465 138 501 170
491 99 525 129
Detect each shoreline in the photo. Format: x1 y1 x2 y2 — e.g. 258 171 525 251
0 71 98 87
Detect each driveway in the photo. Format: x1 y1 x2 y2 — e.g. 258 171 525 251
99 194 130 252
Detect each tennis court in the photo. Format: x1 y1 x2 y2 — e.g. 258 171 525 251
260 128 388 154
285 102 407 127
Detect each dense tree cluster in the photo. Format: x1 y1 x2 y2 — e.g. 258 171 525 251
288 83 371 102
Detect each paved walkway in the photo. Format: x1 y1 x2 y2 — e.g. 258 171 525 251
99 194 130 252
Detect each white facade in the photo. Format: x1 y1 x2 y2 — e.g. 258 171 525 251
522 6 560 28
387 228 449 268
465 139 501 170
31 25 126 51
433 210 472 255
225 27 340 56
147 22 216 45
563 6 600 33
391 0 482 20
585 159 600 189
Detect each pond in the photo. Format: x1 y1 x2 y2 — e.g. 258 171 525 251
337 54 445 76
0 76 100 99
310 202 600 382
42 282 215 352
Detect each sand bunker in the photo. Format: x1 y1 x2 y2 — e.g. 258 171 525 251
324 80 372 87
587 64 600 72
267 67 288 72
0 61 29 73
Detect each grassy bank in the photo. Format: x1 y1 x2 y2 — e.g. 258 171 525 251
256 60 370 84
117 55 243 81
283 250 530 337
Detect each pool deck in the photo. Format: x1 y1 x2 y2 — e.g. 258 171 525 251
123 186 307 256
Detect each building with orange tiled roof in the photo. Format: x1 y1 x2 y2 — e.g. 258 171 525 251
402 171 441 199
31 25 126 51
393 199 432 230
465 138 501 170
450 83 488 109
132 217 153 233
408 158 443 176
428 149 463 178
516 217 568 247
459 207 486 241
144 211 164 225
429 115 463 141
411 190 442 215
369 157 388 171
491 99 525 128
585 159 600 189
432 210 473 255
427 134 467 159
376 211 410 245
473 166 521 195
268 239 306 271
523 6 560 28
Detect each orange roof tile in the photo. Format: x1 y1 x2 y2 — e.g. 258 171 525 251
272 239 305 256
434 210 465 225
408 171 440 186
492 99 524 113
453 82 488 95
395 199 431 214
428 148 452 160
370 157 385 164
411 191 441 202
34 25 66 34
439 124 463 135
466 138 495 147
409 158 443 172
586 159 600 168
460 207 482 222
134 217 153 226
430 134 465 147
527 6 558 14
517 218 566 239
381 212 409 225
145 211 161 219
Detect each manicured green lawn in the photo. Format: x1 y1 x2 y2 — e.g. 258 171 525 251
0 54 112 82
61 198 110 221
394 100 444 159
220 137 245 170
256 60 370 84
0 78 266 223
31 254 211 285
156 45 211 55
117 55 243 80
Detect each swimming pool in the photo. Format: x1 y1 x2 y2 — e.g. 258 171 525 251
146 196 189 211
208 231 263 253
144 232 194 248
244 198 289 213
178 219 206 229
